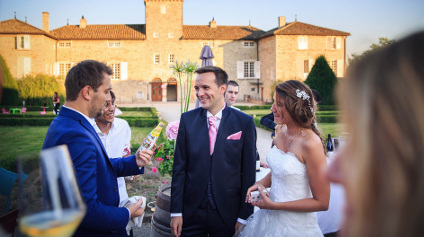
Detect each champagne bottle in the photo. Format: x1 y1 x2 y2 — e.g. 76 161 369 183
326 134 334 152
138 122 165 151
256 150 261 172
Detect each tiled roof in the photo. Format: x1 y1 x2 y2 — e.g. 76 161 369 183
0 18 57 39
257 21 350 39
183 25 262 40
50 24 146 40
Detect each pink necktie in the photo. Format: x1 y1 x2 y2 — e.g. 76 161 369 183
208 116 218 155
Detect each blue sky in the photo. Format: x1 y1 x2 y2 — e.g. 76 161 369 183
1 0 423 57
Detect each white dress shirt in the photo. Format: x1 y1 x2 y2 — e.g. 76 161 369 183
93 117 132 204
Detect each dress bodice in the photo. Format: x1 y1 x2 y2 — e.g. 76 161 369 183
267 146 313 203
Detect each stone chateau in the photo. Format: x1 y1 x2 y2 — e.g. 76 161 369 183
0 0 350 104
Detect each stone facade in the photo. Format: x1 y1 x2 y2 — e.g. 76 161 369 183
0 0 349 104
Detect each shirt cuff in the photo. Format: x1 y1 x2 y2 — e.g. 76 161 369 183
237 218 247 225
170 213 183 217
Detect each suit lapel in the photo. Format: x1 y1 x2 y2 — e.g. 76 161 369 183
60 107 110 162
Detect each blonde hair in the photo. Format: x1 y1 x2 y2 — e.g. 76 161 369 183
337 31 424 237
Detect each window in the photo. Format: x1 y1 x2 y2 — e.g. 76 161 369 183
327 37 341 50
244 41 255 47
154 54 160 64
169 54 175 63
59 63 72 76
58 41 71 48
16 35 30 49
251 87 256 92
137 91 143 98
330 60 337 74
237 61 260 79
110 63 121 79
153 33 160 38
168 33 174 38
244 62 255 78
108 42 121 48
304 60 309 73
202 41 214 47
161 6 166 14
298 36 308 50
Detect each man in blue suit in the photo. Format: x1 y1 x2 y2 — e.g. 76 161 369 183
43 60 154 236
170 66 257 237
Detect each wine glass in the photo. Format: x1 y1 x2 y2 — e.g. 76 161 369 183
17 145 86 237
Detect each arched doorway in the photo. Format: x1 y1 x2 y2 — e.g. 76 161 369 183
167 77 177 101
151 78 162 101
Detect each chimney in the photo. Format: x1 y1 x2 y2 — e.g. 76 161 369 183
278 16 286 27
209 17 216 28
80 15 87 28
42 12 49 32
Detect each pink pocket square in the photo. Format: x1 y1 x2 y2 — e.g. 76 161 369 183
227 131 242 140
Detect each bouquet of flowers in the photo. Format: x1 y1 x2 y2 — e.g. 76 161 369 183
153 121 180 177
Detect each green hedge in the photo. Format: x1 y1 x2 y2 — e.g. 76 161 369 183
235 105 272 110
119 107 155 112
0 106 55 112
0 118 54 126
317 105 339 111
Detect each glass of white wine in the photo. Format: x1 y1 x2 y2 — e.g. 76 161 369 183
17 145 86 237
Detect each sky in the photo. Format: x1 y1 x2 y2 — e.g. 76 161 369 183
1 0 423 58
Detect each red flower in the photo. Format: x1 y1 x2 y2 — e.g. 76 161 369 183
157 157 163 161
152 167 157 173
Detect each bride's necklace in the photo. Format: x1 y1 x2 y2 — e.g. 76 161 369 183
286 128 303 148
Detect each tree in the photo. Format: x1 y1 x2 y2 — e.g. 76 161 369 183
0 54 19 105
17 74 65 106
348 37 395 64
305 55 337 105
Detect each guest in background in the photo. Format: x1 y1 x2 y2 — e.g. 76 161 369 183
52 92 60 114
327 31 424 237
224 80 240 110
94 91 132 205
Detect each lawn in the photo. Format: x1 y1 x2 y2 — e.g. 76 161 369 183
0 126 163 171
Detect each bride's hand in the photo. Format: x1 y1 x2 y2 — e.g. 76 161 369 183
251 187 274 209
245 182 266 203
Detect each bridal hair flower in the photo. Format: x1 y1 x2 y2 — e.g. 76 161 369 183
295 89 315 114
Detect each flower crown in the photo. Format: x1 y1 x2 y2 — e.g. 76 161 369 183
295 89 314 114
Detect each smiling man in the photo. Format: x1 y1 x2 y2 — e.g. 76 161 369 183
170 66 257 237
42 60 153 237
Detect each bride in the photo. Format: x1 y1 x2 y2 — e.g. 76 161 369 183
239 80 330 237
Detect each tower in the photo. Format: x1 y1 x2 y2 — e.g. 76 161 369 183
144 0 184 40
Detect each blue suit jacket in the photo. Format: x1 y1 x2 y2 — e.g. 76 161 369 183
171 106 257 230
43 106 143 236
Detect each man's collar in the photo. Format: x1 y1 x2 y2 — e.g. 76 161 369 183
63 105 96 126
207 104 226 119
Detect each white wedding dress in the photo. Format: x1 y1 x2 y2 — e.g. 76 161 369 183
239 146 323 237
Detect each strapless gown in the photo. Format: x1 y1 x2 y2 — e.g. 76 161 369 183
239 146 323 237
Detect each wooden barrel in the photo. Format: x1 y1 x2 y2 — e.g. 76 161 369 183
151 182 173 237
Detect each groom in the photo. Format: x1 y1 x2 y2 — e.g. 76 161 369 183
170 66 257 236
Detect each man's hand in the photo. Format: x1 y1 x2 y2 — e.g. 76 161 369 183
135 144 156 167
170 216 183 237
235 221 244 233
127 198 145 219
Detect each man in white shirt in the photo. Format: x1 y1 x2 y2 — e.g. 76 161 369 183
94 91 133 205
224 80 240 110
